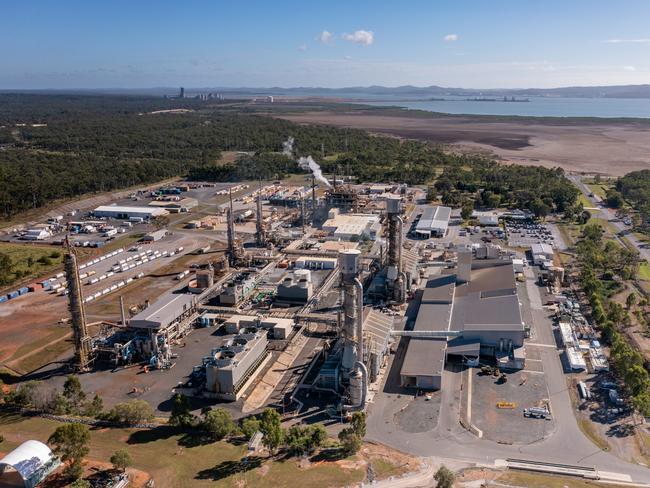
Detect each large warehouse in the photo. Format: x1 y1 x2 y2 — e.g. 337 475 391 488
414 205 451 238
93 204 169 220
400 250 525 390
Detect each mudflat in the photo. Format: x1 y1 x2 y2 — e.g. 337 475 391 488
276 110 650 176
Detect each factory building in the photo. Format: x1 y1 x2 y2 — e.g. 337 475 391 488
204 329 269 400
276 269 313 303
23 227 51 240
322 209 381 241
129 293 197 334
531 242 555 266
414 206 451 238
148 197 198 213
362 309 394 382
219 274 257 306
400 251 525 390
93 205 169 220
294 256 338 270
142 229 167 242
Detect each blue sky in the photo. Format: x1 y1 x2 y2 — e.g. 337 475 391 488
2 0 650 89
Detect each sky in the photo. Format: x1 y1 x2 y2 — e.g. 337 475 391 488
2 0 650 89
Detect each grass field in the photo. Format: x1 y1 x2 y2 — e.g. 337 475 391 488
638 261 650 281
0 414 407 488
586 183 610 200
0 242 64 289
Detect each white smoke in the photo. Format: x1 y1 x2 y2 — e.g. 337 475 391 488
298 156 332 188
282 136 294 158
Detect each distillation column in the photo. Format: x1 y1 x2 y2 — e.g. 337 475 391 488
338 249 368 410
226 188 241 266
386 196 406 303
256 180 266 247
64 239 92 371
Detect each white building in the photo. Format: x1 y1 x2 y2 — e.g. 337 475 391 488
415 206 451 238
322 209 381 241
531 243 554 265
93 205 169 220
23 228 51 240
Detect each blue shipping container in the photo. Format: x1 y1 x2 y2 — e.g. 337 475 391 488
0 296 7 303
7 291 19 299
18 287 29 295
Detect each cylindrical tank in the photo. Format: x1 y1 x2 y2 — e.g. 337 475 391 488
349 370 363 406
386 196 401 215
339 249 361 281
294 268 312 283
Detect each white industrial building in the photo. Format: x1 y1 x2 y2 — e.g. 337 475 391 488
23 227 51 240
531 242 554 265
93 204 169 220
322 209 381 241
0 440 60 487
415 206 451 238
294 256 338 270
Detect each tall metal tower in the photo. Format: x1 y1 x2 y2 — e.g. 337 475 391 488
226 187 240 266
64 238 92 371
386 197 406 303
256 179 266 247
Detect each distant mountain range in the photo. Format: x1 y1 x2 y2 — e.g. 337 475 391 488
4 84 650 98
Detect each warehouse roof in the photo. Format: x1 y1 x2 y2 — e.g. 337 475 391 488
416 206 451 234
400 338 446 377
94 205 168 216
531 242 554 255
0 440 58 486
363 309 394 350
129 293 196 329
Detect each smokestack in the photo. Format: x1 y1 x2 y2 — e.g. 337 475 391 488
385 197 406 303
64 237 91 371
227 187 238 266
256 179 266 247
311 175 316 211
339 249 363 372
119 295 127 326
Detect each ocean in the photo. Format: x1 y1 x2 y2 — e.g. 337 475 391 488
355 96 650 119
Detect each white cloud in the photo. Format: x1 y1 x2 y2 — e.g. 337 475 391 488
317 30 333 43
344 55 352 60
342 30 374 46
624 65 636 71
298 44 307 51
444 34 458 42
604 38 650 44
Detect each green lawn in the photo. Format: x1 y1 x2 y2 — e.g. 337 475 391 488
0 242 64 291
638 261 650 281
0 415 393 488
586 183 610 200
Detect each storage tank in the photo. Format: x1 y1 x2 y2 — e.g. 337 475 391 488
339 249 361 279
294 269 312 283
349 369 363 406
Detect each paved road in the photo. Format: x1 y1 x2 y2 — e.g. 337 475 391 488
366 265 650 485
569 174 650 262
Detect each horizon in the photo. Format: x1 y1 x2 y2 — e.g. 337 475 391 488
3 0 650 89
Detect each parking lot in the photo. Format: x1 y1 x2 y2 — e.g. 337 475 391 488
506 221 556 248
471 368 555 444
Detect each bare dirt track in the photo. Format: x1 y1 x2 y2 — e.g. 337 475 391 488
276 111 650 176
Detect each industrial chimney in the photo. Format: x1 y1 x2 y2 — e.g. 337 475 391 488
64 238 92 371
338 249 368 411
385 196 406 303
256 179 266 247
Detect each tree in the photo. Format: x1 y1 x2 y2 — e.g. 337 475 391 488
109 400 154 425
460 202 473 221
284 424 327 456
169 393 195 428
606 189 624 209
434 465 455 488
350 412 366 438
241 416 261 440
110 449 132 473
626 293 637 310
63 375 86 414
259 408 283 454
7 380 40 407
48 423 90 480
71 479 91 488
0 253 12 285
83 394 104 418
202 408 235 441
338 428 362 455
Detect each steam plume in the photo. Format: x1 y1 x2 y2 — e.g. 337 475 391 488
298 156 331 188
282 137 294 158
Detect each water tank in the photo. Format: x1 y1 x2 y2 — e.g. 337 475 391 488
338 249 361 278
197 270 214 289
294 269 312 283
385 196 401 214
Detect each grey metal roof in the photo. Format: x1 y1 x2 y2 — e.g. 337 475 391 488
401 338 446 377
451 293 522 332
446 339 480 357
129 293 196 329
416 206 451 233
363 309 394 352
414 303 453 332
